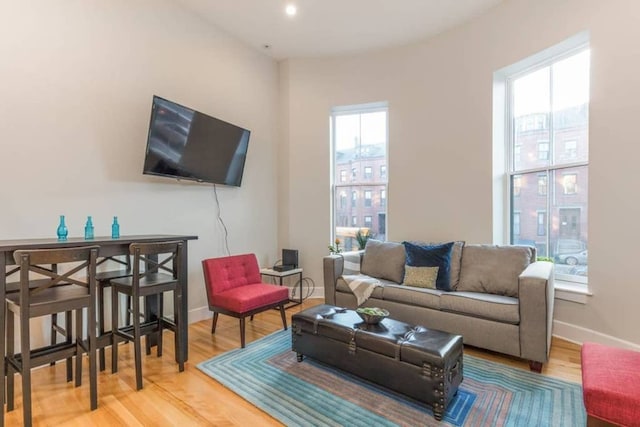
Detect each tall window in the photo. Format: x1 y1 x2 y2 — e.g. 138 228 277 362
364 166 372 179
364 190 372 207
332 102 388 251
505 42 590 285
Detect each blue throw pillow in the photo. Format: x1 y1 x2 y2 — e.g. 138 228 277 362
402 241 455 291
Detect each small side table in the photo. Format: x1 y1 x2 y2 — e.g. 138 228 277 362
260 267 303 309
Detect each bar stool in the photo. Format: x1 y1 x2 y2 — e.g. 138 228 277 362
111 241 185 390
6 245 99 426
5 264 75 378
96 255 132 371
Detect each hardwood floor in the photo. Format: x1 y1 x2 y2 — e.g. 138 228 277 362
4 299 582 426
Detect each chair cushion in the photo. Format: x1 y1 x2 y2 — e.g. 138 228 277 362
202 254 262 295
581 342 640 426
214 283 289 314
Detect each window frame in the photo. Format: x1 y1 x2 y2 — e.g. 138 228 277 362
331 102 389 246
494 32 590 290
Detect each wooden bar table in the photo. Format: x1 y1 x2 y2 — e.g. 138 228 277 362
0 234 197 426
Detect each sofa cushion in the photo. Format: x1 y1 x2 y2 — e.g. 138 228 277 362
381 283 442 310
457 244 534 297
440 291 520 324
361 240 405 283
409 240 465 290
403 266 439 288
403 241 455 291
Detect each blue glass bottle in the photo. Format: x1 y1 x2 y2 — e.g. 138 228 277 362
84 216 94 240
56 215 68 241
111 216 120 239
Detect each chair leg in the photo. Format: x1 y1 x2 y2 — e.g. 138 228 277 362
65 310 73 382
279 305 288 331
7 308 15 412
75 308 83 387
50 312 57 367
111 286 119 374
144 297 152 357
211 312 219 334
21 306 32 427
98 284 106 372
133 293 143 390
240 317 246 349
157 293 163 357
88 290 98 410
174 287 184 372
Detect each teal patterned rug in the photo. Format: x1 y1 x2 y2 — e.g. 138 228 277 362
197 330 585 426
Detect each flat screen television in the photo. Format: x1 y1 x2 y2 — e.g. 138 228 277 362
142 95 251 187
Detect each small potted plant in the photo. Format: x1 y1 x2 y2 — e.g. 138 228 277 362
328 238 343 254
355 228 374 250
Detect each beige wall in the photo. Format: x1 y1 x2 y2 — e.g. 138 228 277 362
279 0 640 345
0 0 279 326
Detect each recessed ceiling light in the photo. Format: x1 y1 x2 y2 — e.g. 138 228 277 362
285 4 297 16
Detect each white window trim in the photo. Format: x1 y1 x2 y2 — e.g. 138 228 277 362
492 31 590 293
330 101 389 244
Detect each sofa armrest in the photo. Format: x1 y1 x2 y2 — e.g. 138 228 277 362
518 261 555 364
323 255 344 305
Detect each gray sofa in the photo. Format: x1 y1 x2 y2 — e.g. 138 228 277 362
323 240 555 371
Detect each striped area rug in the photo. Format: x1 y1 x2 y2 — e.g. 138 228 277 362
197 330 585 426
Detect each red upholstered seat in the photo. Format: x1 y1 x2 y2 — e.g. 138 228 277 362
581 342 640 427
202 254 289 348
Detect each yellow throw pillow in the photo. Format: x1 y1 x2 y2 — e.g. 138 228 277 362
403 265 439 288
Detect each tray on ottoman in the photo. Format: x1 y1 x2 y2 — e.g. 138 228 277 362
291 304 463 420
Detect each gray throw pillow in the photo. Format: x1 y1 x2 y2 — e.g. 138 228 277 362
361 239 405 283
457 244 534 297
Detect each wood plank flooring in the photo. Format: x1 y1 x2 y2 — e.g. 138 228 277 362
4 299 582 426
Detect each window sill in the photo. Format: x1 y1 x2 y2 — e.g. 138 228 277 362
554 280 592 304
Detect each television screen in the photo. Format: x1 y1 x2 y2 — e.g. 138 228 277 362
143 96 250 187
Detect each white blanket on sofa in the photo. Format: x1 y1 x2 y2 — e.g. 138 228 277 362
342 274 381 306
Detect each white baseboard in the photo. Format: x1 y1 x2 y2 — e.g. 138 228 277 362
553 320 640 350
188 306 213 324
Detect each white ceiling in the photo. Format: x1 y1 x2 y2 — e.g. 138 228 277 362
174 0 504 60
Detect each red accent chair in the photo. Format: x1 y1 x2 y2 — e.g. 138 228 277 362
581 342 640 427
202 254 289 348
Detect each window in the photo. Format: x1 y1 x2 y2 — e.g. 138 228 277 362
332 102 388 245
364 166 372 179
537 141 549 160
565 140 577 159
538 174 547 196
497 36 590 285
513 212 521 236
563 173 577 194
364 190 372 207
513 144 522 170
537 211 547 236
339 191 347 209
513 175 522 197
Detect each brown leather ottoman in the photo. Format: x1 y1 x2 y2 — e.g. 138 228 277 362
291 304 463 421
